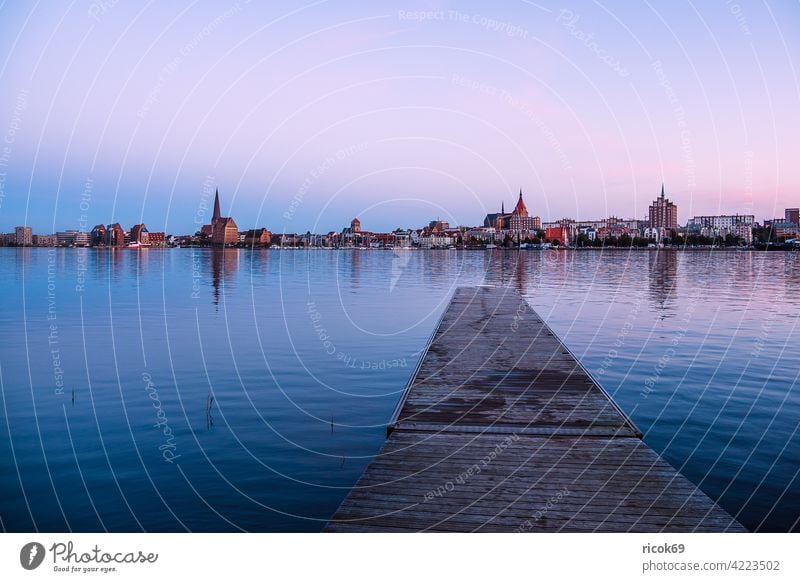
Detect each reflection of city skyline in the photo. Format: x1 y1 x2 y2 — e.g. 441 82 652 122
481 250 536 296
785 251 800 288
648 250 678 314
209 248 239 308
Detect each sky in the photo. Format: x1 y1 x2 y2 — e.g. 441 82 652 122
0 0 798 234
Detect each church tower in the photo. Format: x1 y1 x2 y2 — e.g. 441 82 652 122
512 189 529 218
213 188 221 222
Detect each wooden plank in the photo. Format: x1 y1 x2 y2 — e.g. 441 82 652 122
326 286 746 532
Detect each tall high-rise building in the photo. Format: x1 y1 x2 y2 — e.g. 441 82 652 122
648 184 678 232
785 208 799 226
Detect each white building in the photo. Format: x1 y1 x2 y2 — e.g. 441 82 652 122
56 230 90 246
734 224 753 245
73 232 90 246
687 214 755 230
466 227 498 241
643 227 666 243
417 235 453 249
687 215 754 244
578 226 597 241
394 231 412 248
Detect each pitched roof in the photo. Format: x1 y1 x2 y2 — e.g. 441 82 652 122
512 189 528 216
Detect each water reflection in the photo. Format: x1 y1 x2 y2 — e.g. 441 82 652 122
209 248 239 307
1 248 799 532
486 250 530 295
648 250 678 315
349 250 361 289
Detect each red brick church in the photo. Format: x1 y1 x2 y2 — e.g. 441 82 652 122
201 189 239 246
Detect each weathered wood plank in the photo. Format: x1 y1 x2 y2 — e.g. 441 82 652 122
325 286 746 532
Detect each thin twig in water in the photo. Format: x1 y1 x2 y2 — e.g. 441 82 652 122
206 393 215 429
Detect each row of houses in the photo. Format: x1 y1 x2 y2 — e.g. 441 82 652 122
0 224 170 247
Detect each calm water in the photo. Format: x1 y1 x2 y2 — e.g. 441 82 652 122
0 248 798 532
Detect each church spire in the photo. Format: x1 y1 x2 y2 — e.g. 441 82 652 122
512 188 529 217
213 188 221 221
501 201 505 214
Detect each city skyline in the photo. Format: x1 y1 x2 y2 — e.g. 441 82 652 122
0 2 798 233
0 183 785 236
3 184 797 249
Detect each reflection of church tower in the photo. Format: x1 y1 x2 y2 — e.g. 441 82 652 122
211 248 223 307
514 250 527 296
210 248 239 308
349 247 361 288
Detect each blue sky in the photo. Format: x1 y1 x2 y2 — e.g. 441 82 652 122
0 1 798 233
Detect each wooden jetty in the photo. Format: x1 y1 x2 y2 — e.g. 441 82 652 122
326 286 745 532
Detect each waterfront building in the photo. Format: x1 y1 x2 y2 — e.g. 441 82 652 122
483 201 507 229
106 223 125 247
763 217 798 238
578 227 597 242
274 233 302 246
243 228 271 247
341 217 369 246
32 234 57 246
685 214 755 243
369 232 397 247
394 230 412 248
56 230 78 246
54 230 91 246
484 190 541 233
73 231 91 246
14 226 32 246
785 208 799 226
466 227 498 242
147 232 167 247
686 214 755 231
734 224 754 245
417 234 453 248
428 220 450 233
507 190 540 231
649 184 678 232
91 224 107 246
545 225 569 246
130 223 149 245
200 189 239 246
643 227 667 243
